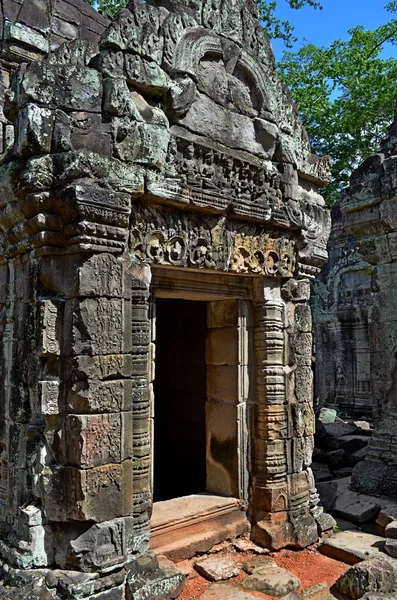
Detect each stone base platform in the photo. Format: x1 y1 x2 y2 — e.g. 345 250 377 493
151 494 249 561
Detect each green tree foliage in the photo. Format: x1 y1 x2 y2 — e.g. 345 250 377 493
83 0 127 18
278 2 397 204
258 0 322 47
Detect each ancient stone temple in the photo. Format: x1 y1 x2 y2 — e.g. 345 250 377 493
0 0 332 596
341 108 397 499
312 201 373 421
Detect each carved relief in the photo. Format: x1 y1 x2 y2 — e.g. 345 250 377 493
39 300 60 356
129 203 296 277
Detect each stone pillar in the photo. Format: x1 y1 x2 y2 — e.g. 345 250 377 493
251 280 324 549
251 279 334 549
130 272 152 556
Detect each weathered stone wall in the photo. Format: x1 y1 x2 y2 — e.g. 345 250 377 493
0 0 109 154
312 202 373 420
0 0 333 596
340 108 397 499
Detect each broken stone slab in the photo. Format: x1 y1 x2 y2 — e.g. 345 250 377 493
315 512 337 534
233 538 270 554
385 538 397 559
241 556 301 597
127 555 185 600
361 594 397 599
325 449 345 467
335 518 358 531
324 422 359 438
317 481 338 512
333 468 354 478
323 435 369 454
313 448 328 462
200 582 263 599
334 554 397 599
377 504 397 530
320 530 385 564
300 583 329 598
353 421 372 434
346 446 368 467
318 408 337 424
194 556 240 581
385 520 397 539
312 462 333 482
332 491 381 524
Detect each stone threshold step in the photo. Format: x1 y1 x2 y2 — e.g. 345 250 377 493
151 494 249 561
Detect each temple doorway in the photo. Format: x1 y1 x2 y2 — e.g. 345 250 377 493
150 269 252 559
153 298 208 502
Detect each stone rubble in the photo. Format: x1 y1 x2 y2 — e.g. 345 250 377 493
194 555 241 581
320 529 385 564
335 554 397 599
241 556 301 597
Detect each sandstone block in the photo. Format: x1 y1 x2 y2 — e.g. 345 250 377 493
335 555 397 599
64 298 132 356
206 328 239 365
201 583 262 599
385 520 397 540
242 556 301 597
207 366 238 403
194 556 240 581
65 414 122 468
385 538 397 558
14 104 55 156
207 300 239 328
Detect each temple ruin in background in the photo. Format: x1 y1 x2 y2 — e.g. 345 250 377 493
0 0 332 597
312 201 373 421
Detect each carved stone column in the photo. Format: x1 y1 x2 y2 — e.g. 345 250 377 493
251 279 333 549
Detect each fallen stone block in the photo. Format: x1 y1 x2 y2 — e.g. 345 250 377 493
333 467 353 478
385 520 397 539
325 449 345 467
353 421 372 434
312 462 333 482
200 582 262 599
324 422 358 438
377 505 397 530
315 512 337 534
332 491 380 524
318 408 337 424
233 539 269 554
320 530 385 564
127 555 185 600
242 556 301 597
316 481 338 512
361 594 397 599
347 446 367 466
312 447 328 463
385 538 397 559
323 434 369 454
194 556 240 581
300 583 329 598
334 554 397 599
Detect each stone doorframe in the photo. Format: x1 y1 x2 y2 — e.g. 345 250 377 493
150 266 254 506
143 266 322 550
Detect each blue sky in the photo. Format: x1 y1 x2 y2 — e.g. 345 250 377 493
270 0 397 61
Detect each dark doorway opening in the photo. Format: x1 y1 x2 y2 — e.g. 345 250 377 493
154 298 207 502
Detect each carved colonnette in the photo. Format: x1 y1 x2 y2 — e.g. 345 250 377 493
0 0 331 596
